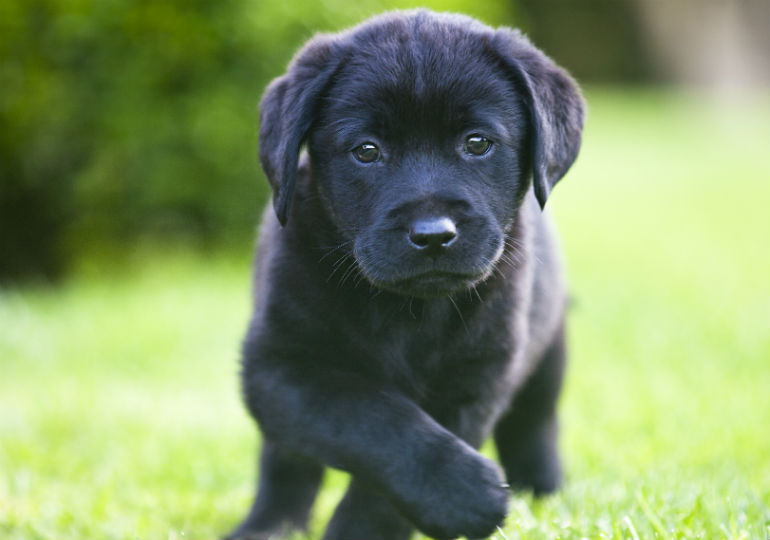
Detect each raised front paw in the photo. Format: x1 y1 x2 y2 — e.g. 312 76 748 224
400 444 509 539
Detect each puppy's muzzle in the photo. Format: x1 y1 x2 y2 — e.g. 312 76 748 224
407 216 458 257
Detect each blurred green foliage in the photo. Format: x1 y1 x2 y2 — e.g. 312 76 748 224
0 0 515 281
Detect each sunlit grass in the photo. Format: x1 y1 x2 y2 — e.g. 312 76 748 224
1 88 768 539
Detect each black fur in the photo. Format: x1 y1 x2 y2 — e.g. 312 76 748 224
229 10 584 540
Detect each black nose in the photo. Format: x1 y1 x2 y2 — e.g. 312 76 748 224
408 217 457 253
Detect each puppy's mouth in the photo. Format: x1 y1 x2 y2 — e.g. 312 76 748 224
379 270 483 298
351 226 504 298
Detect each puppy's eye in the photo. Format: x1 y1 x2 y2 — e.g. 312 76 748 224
352 143 381 163
464 135 492 156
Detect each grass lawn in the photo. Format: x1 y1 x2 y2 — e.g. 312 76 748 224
1 88 768 539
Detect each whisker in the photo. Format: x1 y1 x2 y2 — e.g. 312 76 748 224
408 296 416 319
448 295 469 334
339 259 360 287
327 253 354 283
471 284 483 303
318 240 352 263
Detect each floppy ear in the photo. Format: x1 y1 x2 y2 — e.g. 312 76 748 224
490 29 585 209
259 35 344 225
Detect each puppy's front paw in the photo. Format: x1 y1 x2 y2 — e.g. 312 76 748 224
404 446 509 539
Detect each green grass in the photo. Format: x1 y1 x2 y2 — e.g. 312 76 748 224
1 88 769 539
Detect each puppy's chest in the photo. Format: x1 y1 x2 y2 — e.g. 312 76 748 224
355 305 517 405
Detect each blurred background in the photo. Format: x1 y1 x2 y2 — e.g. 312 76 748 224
1 1 769 538
1 0 768 282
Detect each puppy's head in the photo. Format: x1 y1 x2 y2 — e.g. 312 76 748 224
259 10 584 298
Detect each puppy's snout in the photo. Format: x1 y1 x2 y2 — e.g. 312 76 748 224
408 217 457 254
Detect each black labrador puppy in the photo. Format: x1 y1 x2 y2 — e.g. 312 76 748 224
230 10 584 540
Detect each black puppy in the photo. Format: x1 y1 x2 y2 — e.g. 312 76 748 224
230 10 584 540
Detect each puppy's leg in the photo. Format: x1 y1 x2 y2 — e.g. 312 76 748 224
242 364 508 540
494 323 566 495
322 480 413 540
227 440 324 540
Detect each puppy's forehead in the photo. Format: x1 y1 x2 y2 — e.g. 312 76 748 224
322 14 521 137
345 14 490 86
